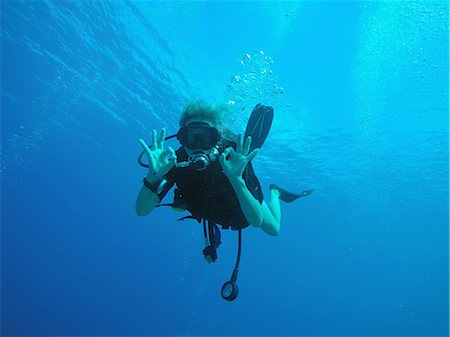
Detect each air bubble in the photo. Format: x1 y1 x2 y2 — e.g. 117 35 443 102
232 75 241 83
224 51 287 120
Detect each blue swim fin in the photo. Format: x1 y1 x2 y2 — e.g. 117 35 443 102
269 184 314 203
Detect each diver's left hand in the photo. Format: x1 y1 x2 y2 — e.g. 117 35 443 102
219 134 259 181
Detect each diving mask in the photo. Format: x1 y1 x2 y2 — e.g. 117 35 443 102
176 122 220 150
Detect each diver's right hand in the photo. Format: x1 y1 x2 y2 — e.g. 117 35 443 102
139 128 176 181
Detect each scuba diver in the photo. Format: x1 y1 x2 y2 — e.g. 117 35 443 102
135 99 312 301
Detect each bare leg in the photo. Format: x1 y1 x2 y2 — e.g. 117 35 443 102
258 189 281 236
256 186 312 236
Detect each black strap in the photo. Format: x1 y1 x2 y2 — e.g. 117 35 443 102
208 220 215 249
202 219 218 262
156 203 173 207
143 176 164 194
177 215 197 222
203 219 208 244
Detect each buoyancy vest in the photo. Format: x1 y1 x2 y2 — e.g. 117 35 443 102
162 139 263 230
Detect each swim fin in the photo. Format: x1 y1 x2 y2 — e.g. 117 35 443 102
269 184 313 203
244 103 274 152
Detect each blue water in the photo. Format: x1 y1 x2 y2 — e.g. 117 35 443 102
1 1 448 336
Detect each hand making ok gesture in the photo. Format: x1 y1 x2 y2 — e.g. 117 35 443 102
219 134 259 182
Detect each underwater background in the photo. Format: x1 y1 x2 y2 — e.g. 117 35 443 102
1 1 448 336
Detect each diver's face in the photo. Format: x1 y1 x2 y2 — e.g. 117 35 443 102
178 120 220 151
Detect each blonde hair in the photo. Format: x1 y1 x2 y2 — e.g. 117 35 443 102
179 99 231 128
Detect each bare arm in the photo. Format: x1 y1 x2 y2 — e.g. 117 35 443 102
135 176 161 216
228 176 263 227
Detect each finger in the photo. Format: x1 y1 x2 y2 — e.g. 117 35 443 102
244 136 252 155
222 147 233 160
139 138 151 154
246 148 259 162
158 128 166 150
161 147 177 171
219 152 226 167
162 146 176 162
151 129 157 151
236 133 243 153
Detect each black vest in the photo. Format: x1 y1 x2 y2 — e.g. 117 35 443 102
164 140 263 230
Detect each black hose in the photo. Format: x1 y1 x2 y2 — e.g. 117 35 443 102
138 150 149 168
228 229 242 283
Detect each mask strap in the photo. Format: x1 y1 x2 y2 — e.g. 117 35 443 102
165 134 178 140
